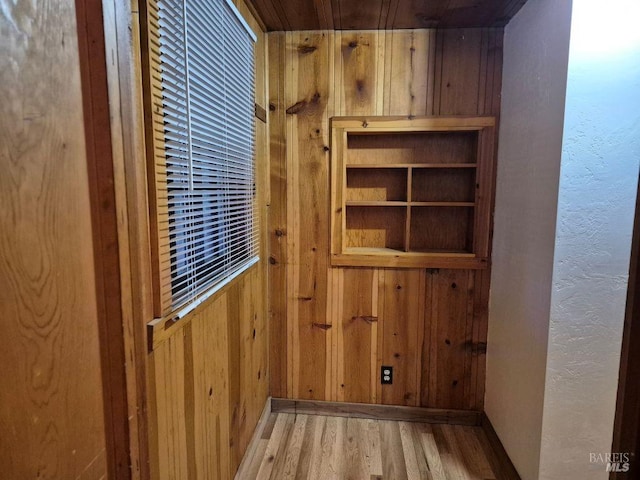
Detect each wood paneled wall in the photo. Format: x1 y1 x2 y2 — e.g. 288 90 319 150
145 2 271 478
268 29 503 411
148 266 268 479
0 1 108 477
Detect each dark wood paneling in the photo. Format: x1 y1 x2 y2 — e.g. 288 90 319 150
249 0 527 30
336 0 385 30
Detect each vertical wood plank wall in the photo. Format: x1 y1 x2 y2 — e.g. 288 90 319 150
148 267 268 480
0 1 108 478
268 29 503 411
145 2 270 479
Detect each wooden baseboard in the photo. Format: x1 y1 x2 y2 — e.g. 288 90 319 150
234 396 272 480
271 398 481 426
480 412 521 480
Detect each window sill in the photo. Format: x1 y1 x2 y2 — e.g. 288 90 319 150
146 257 260 351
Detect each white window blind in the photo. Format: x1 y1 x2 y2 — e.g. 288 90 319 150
156 0 258 314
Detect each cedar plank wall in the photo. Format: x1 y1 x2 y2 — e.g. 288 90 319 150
0 0 108 477
146 2 270 479
269 29 502 410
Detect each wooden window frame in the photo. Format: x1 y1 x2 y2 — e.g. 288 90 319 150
140 0 258 334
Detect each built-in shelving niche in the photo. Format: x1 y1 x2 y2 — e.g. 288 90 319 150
331 116 496 269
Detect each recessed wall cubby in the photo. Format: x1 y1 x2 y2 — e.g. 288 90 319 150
331 116 496 269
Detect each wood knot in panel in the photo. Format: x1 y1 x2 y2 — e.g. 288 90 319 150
297 44 317 54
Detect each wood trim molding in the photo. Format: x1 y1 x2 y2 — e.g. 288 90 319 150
255 103 268 123
271 398 481 426
146 262 261 350
480 412 522 480
76 0 153 478
234 397 272 479
74 0 131 477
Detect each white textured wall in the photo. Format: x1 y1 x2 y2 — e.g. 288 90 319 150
538 0 640 477
485 0 572 478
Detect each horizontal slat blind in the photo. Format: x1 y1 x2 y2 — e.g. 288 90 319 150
153 0 258 314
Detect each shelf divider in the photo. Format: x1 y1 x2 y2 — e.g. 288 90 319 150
406 167 413 252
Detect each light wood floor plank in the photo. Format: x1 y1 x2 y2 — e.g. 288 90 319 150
255 413 294 480
298 414 326 479
399 421 422 480
439 424 472 480
454 425 495 480
243 413 503 480
345 418 370 479
293 414 318 479
326 416 347 479
245 439 269 480
380 420 409 480
408 423 432 480
417 424 447 480
268 413 297 479
276 414 308 479
366 419 383 477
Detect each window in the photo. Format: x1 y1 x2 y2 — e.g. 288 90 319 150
144 0 258 318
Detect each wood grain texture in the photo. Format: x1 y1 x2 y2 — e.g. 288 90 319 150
336 268 378 403
249 0 527 30
145 2 270 478
234 398 272 479
269 29 502 411
140 0 173 317
101 0 155 476
423 270 475 409
243 411 518 479
0 0 107 477
330 117 495 267
148 266 269 480
284 31 333 400
268 31 288 399
272 398 481 426
379 269 425 406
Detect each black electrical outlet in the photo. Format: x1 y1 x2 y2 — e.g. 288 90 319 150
381 366 393 385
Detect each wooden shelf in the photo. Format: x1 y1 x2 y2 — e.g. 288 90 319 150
331 116 495 269
346 163 477 169
410 202 475 207
346 201 408 207
332 250 487 269
344 246 474 257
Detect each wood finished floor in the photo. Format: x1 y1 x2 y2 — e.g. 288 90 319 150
241 413 506 479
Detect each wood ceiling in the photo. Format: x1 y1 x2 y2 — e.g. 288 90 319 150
246 0 528 31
